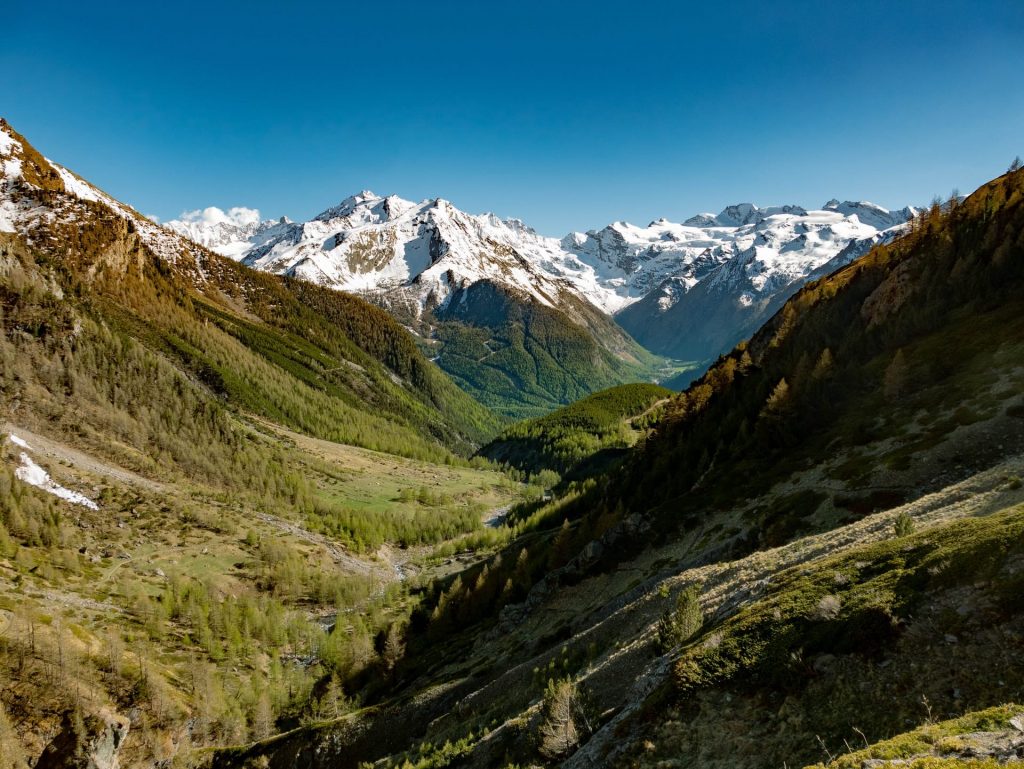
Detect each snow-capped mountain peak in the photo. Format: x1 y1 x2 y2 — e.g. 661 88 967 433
713 203 809 227
821 199 912 229
0 118 204 269
313 190 394 223
165 191 917 347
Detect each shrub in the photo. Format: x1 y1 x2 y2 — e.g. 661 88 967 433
812 594 842 621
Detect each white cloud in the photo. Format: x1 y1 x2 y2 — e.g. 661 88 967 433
177 206 261 227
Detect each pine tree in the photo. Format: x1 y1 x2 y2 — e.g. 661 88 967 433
1010 156 1022 173
760 378 790 419
317 673 346 720
251 689 274 739
737 349 754 375
812 348 834 380
548 519 573 570
894 511 915 537
657 585 703 652
512 547 531 592
382 623 405 674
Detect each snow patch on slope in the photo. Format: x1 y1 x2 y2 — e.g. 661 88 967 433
7 434 99 510
49 160 202 268
0 120 206 270
0 123 25 232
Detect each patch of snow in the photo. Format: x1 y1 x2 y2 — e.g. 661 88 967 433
13 452 99 510
53 165 106 203
0 128 18 157
0 127 26 231
8 433 32 450
2 156 22 181
0 200 19 233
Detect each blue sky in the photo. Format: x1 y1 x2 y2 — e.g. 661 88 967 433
3 0 1023 234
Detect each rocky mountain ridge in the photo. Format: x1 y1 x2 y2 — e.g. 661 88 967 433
166 193 916 365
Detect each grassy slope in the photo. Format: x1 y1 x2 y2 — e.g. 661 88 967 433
477 382 673 478
624 499 1024 769
1 116 502 462
805 704 1024 768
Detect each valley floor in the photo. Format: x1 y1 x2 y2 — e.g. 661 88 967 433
0 414 527 767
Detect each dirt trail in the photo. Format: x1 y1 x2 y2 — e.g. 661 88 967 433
2 422 166 493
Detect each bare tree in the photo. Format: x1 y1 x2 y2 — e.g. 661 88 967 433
382 623 405 674
251 691 273 740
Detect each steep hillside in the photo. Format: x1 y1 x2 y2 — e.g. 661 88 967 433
617 498 1024 769
431 282 663 419
478 383 672 479
606 168 1024 534
0 119 501 460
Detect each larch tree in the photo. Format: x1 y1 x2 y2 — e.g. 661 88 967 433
539 678 588 760
883 349 909 402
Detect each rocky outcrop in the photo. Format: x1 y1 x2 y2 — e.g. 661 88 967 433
35 711 129 769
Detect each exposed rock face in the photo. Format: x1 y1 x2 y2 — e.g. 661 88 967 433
35 712 129 769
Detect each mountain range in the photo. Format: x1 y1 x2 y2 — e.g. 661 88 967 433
166 192 917 374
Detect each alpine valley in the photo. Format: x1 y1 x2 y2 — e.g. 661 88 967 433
3 112 1024 769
